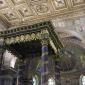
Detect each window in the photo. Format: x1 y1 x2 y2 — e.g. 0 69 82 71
48 78 55 85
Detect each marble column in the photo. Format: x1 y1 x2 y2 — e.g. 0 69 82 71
41 39 49 85
55 56 61 85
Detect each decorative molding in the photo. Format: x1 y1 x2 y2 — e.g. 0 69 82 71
0 21 63 54
5 31 43 44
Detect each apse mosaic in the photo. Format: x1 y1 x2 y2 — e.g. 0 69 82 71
0 0 85 27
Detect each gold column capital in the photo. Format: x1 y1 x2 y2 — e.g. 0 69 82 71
41 32 49 45
41 39 49 45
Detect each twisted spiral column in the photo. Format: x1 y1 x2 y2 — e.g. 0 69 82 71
41 39 49 85
55 56 61 85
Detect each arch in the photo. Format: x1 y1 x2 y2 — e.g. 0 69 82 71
61 37 85 50
55 29 84 41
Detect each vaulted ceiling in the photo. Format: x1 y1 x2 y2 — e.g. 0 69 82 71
0 0 85 28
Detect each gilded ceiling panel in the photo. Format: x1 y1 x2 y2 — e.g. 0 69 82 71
72 0 84 5
33 3 50 14
29 0 47 5
52 0 66 9
0 8 19 21
15 4 33 17
0 0 8 9
11 0 25 5
0 0 85 28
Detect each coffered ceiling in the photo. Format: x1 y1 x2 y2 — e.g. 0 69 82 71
0 0 85 28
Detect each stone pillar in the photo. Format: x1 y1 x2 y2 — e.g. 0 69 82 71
55 55 61 85
41 39 49 85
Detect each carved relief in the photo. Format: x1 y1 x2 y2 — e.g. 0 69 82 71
72 0 85 5
34 4 49 14
16 4 33 17
5 29 48 44
0 0 7 9
55 0 65 7
1 8 18 20
52 0 66 9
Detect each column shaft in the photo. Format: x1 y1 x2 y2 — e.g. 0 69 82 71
55 59 61 85
41 40 49 85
